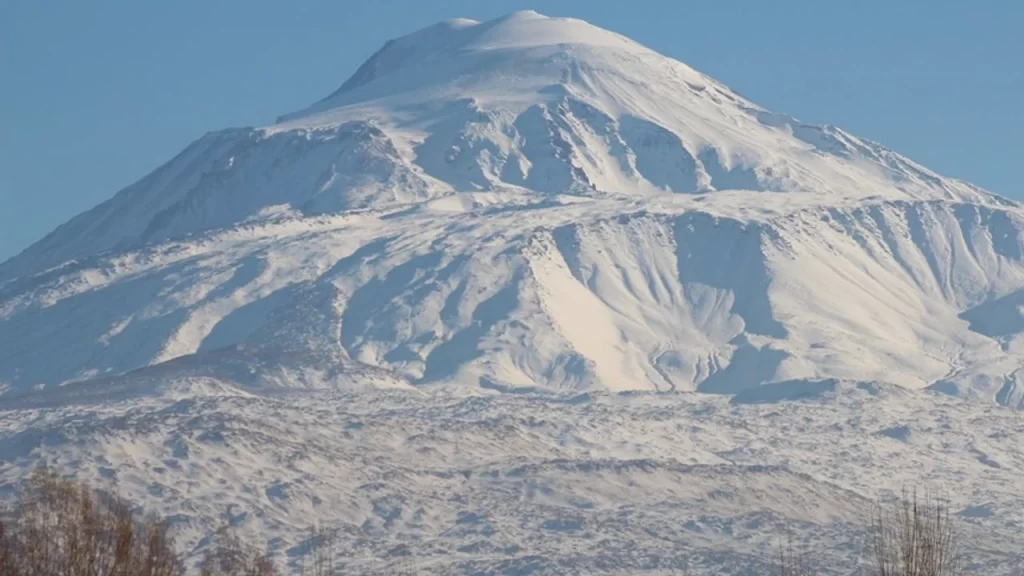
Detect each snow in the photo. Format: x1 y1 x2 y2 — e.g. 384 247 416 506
9 197 1024 398
2 384 1023 573
1 9 1023 573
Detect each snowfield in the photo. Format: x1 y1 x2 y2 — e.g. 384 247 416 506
2 384 1023 574
2 10 1023 573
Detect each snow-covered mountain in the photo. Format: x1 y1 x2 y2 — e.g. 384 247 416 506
2 10 1024 573
3 11 1023 400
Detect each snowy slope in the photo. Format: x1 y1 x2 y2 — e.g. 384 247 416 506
4 193 1024 400
2 11 1024 573
0 11 1004 279
3 385 1024 574
2 11 1022 400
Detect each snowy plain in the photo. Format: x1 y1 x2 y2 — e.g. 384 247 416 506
2 10 1024 574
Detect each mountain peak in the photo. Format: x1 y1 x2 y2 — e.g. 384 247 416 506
292 11 654 118
455 10 643 51
500 9 545 19
1 11 1006 283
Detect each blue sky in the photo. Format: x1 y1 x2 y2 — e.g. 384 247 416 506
1 1 1021 262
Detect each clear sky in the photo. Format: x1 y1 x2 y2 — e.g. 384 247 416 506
1 1 1021 262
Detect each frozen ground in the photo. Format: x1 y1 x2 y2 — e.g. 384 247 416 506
1 10 1023 574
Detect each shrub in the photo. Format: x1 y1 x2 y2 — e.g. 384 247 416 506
869 488 963 576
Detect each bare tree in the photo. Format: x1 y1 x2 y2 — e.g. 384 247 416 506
198 529 280 576
0 518 16 575
0 469 349 576
0 466 182 576
869 488 963 576
297 524 335 576
390 555 417 576
774 529 816 576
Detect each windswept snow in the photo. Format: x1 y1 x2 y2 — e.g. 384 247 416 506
1 9 1023 574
